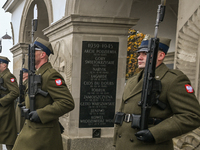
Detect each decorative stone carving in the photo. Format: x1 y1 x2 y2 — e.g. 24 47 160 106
173 128 200 150
175 6 200 87
49 40 72 92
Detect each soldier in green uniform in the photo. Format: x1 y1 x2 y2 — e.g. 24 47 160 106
0 56 19 150
113 35 200 150
15 67 28 133
13 37 75 150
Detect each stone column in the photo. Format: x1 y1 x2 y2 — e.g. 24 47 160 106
43 14 138 150
10 43 29 81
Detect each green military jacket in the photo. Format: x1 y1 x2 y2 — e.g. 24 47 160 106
0 68 19 145
114 63 200 150
13 62 75 150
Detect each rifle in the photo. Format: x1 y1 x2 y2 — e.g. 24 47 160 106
23 4 48 119
0 78 7 100
18 55 25 104
139 0 167 130
28 44 48 112
0 78 7 91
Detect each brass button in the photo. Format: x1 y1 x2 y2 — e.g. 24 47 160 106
130 139 134 142
138 101 142 106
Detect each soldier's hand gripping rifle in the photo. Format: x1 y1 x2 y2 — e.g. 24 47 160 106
23 4 48 119
139 0 167 130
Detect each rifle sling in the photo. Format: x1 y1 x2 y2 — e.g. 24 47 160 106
114 113 162 125
123 113 162 125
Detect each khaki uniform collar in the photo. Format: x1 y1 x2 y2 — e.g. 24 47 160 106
36 62 52 75
123 70 144 100
155 63 169 80
123 63 169 101
0 68 10 78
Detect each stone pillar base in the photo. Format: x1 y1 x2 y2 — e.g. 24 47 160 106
62 136 115 150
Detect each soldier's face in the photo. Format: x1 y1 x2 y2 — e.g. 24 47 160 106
0 62 6 73
137 52 147 69
35 50 42 66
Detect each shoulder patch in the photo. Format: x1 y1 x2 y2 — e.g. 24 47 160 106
10 78 15 83
55 78 62 86
185 84 194 93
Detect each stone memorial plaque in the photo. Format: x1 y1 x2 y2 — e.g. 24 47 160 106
79 41 119 128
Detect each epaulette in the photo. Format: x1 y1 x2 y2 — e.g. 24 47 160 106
168 69 184 76
47 67 57 74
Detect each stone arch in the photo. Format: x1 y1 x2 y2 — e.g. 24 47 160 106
10 22 14 45
19 0 53 43
43 0 53 23
65 0 76 16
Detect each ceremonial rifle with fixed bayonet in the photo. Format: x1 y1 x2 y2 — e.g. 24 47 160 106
139 0 167 130
23 4 48 119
